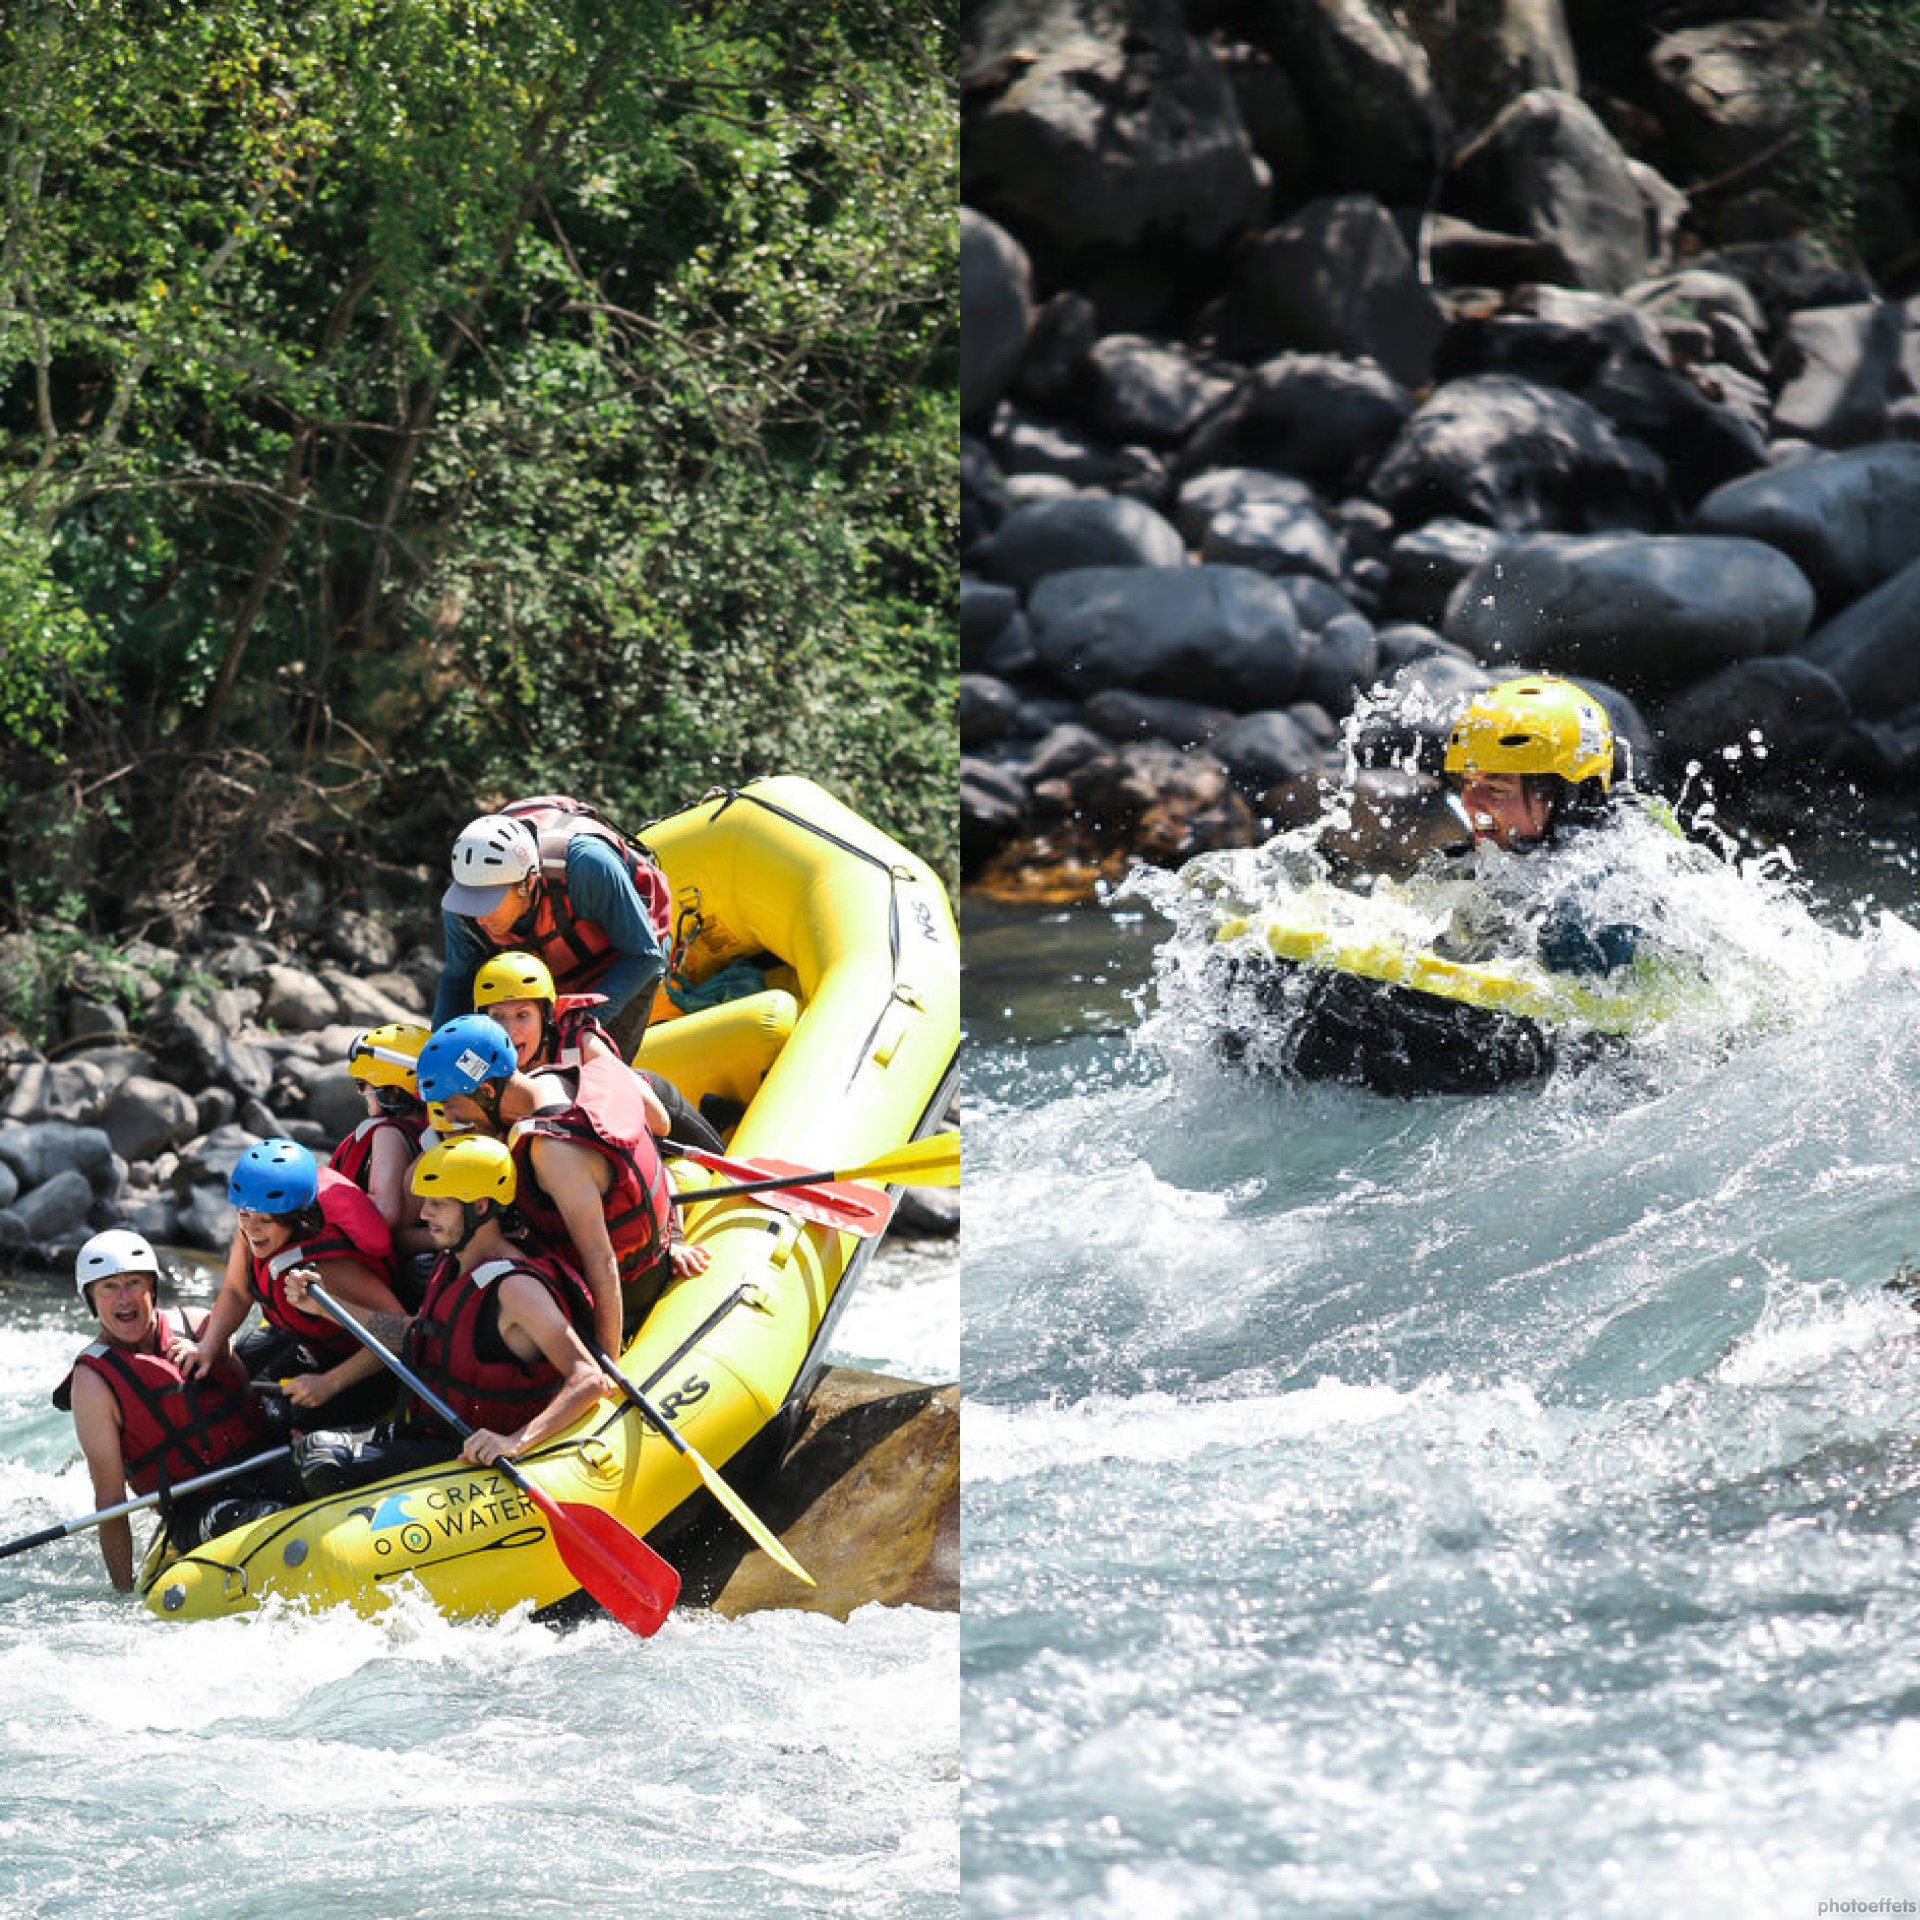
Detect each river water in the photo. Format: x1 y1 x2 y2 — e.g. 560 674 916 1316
962 811 1920 1918
0 1237 957 1919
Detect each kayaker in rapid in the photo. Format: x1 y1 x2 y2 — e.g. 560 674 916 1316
289 1136 606 1494
471 949 725 1152
54 1230 296 1589
415 1015 708 1361
1432 673 1688 979
432 799 673 1060
328 1024 437 1261
180 1138 411 1423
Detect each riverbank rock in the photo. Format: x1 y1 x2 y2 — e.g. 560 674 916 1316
959 0 1920 901
670 1366 959 1619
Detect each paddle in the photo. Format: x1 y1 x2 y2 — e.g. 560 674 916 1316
593 1345 814 1587
669 1164 894 1237
677 1130 961 1201
306 1281 679 1637
0 1446 293 1563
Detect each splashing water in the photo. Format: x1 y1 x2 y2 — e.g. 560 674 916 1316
964 825 1920 1917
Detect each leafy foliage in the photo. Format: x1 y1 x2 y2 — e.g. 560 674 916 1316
0 0 958 949
1787 0 1920 275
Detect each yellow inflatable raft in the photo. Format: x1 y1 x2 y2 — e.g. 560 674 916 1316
141 776 960 1622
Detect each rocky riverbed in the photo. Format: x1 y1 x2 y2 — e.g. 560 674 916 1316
960 0 1920 899
0 916 958 1273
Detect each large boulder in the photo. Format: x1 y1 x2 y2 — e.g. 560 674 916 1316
1028 563 1306 706
1209 195 1443 388
1179 353 1414 488
973 494 1187 592
960 0 1265 261
1802 556 1920 713
1442 533 1816 692
1447 89 1658 294
961 209 1034 425
1369 374 1670 533
671 1367 957 1619
1693 444 1920 610
1771 299 1920 448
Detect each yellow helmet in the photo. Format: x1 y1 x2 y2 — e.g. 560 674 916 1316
411 1134 516 1205
473 950 557 1009
346 1023 430 1091
1443 676 1615 790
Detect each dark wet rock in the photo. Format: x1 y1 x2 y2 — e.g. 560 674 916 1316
991 405 1161 493
1084 334 1234 445
1802 556 1920 713
1178 353 1414 489
1658 656 1864 790
1773 298 1920 448
1208 195 1444 388
961 757 1031 869
1172 467 1319 546
1646 18 1813 186
1302 613 1382 714
0 1167 95 1246
1449 89 1659 295
153 995 274 1103
1082 687 1236 748
1692 444 1920 610
1213 709 1327 799
1443 532 1815 692
1383 518 1509 624
973 493 1186 591
102 1076 201 1164
1028 563 1305 706
960 674 1024 750
960 0 1265 260
1370 375 1669 534
1407 0 1578 135
962 208 1034 423
1234 0 1447 206
0 1120 118 1191
1199 496 1345 581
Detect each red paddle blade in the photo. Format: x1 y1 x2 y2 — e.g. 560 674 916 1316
676 1155 894 1237
527 1485 679 1636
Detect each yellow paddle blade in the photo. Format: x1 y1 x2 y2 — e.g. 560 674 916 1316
834 1132 960 1188
686 1450 816 1587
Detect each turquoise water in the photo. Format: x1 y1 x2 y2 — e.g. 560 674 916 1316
0 1240 957 1919
962 826 1920 1917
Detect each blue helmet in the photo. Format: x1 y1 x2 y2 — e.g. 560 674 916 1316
229 1137 320 1214
416 1014 519 1103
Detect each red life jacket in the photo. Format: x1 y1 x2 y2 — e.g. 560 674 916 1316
400 1247 595 1436
507 1055 672 1284
248 1169 399 1358
546 994 616 1069
328 1112 427 1193
55 1308 272 1497
481 796 673 992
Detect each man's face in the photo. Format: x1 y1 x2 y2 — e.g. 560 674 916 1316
438 1091 497 1135
89 1270 157 1344
1455 772 1552 849
418 1194 467 1248
477 879 533 940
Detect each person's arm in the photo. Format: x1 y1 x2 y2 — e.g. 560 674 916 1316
529 1134 624 1358
461 1274 607 1465
181 1233 259 1378
278 1257 408 1407
366 1128 434 1253
433 910 490 1027
69 1369 135 1592
563 838 665 1019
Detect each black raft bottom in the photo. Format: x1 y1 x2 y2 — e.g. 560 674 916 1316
1214 957 1567 1097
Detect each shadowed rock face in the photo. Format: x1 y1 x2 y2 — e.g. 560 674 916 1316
669 1366 959 1619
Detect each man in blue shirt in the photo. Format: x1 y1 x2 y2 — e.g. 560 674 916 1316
433 808 670 1059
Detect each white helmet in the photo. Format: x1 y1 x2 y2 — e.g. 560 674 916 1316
75 1228 161 1306
443 814 539 917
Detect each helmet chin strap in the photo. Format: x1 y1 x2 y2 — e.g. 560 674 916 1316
451 1198 493 1258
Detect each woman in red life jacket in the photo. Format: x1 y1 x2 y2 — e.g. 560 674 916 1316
416 1016 710 1360
55 1230 295 1589
181 1138 409 1429
471 950 725 1153
328 1023 436 1260
287 1135 606 1497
